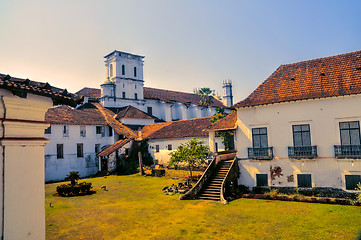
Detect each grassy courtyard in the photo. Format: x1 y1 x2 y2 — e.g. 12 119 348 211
46 174 361 240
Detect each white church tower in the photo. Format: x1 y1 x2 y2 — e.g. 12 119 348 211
100 51 145 108
222 79 233 107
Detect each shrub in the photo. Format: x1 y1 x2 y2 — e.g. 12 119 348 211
64 171 80 185
56 181 93 197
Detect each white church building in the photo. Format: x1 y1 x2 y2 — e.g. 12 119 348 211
79 50 232 122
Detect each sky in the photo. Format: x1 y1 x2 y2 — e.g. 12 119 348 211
1 0 361 103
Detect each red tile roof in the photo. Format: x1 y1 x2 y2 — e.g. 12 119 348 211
75 86 226 108
92 103 138 139
207 111 237 131
143 87 225 108
97 138 131 157
114 105 154 120
0 74 82 107
45 104 107 125
75 87 101 99
233 50 361 108
141 117 212 140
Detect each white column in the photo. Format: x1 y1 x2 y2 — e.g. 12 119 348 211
0 89 52 240
209 130 216 154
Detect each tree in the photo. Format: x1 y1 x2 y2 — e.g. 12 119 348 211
169 138 210 179
211 107 226 123
64 171 80 185
210 109 235 151
198 88 213 107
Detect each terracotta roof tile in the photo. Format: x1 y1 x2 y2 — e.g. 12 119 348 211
114 105 154 120
45 104 107 125
97 138 131 157
92 103 138 139
0 74 82 106
141 117 212 140
75 86 226 108
76 87 101 99
233 50 361 108
207 111 237 131
143 87 225 108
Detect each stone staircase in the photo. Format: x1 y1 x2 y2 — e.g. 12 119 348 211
197 160 233 201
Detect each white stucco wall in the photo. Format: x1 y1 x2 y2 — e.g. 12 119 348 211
236 94 361 190
45 124 115 182
147 137 224 166
119 118 154 126
0 88 53 240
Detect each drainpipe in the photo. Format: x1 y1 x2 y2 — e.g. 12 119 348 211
0 96 6 240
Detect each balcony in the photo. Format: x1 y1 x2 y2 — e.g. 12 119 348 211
288 146 317 159
248 147 273 160
334 145 361 159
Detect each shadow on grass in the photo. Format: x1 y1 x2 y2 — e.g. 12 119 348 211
52 190 97 197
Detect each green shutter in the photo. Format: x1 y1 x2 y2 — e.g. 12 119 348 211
297 174 312 188
345 175 361 190
256 174 268 187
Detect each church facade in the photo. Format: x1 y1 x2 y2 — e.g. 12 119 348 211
88 50 232 122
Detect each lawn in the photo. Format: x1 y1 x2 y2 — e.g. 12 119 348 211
46 174 361 240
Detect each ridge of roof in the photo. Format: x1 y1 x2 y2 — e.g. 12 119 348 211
97 138 132 157
0 73 82 107
207 111 237 131
232 50 361 109
92 103 138 139
114 105 154 120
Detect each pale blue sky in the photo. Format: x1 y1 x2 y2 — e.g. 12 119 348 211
1 0 361 103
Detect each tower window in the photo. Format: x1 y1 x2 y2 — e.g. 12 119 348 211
109 64 113 77
122 92 126 99
135 93 138 100
134 67 137 77
135 85 137 89
122 65 125 75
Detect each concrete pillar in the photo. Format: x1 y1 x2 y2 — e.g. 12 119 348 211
0 89 52 240
209 130 216 154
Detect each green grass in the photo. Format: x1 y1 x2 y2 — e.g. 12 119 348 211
46 174 361 240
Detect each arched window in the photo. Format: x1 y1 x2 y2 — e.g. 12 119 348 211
122 65 125 75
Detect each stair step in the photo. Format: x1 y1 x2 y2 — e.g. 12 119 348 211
207 184 222 188
209 180 223 183
205 185 221 189
199 193 220 198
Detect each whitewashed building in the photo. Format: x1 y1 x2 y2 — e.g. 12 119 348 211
141 117 225 166
0 73 81 240
229 50 361 191
77 50 231 122
44 103 138 182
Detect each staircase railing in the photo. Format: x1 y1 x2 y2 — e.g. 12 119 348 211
180 157 217 200
220 157 239 204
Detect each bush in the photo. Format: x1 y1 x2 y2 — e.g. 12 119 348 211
56 181 93 197
152 169 166 177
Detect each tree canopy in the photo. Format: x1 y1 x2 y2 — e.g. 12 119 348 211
169 138 210 179
198 88 214 107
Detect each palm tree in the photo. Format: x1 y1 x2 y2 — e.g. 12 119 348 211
198 88 213 107
64 171 80 185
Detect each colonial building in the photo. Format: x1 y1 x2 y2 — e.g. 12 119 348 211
0 73 81 240
44 103 138 182
141 117 225 165
77 50 231 122
229 50 361 191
